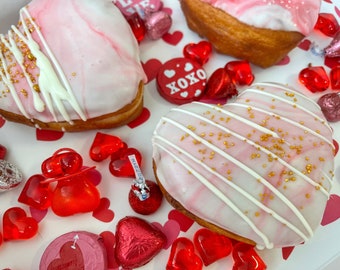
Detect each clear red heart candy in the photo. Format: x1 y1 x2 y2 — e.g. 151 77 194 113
115 216 166 268
225 60 254 86
314 13 339 37
3 207 39 241
18 174 53 210
0 144 7 159
167 237 203 270
126 13 147 43
89 132 125 162
330 66 340 90
129 180 163 215
232 242 267 270
317 92 340 122
41 148 83 178
183 40 213 66
51 174 101 217
205 68 238 99
193 228 233 266
299 65 330 93
109 147 142 178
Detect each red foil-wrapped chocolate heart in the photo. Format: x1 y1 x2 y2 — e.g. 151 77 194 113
115 216 166 268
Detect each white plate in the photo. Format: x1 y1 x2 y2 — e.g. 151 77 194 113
0 1 340 269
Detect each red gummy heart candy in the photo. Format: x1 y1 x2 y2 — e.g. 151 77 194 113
115 216 166 268
330 66 340 90
0 144 7 159
109 147 142 178
127 13 146 43
129 180 163 215
18 174 53 210
314 13 339 37
41 149 83 178
51 175 100 216
3 207 38 241
193 228 232 266
225 60 254 86
299 66 330 92
89 132 125 162
183 40 213 65
167 237 203 270
232 242 267 270
205 68 237 99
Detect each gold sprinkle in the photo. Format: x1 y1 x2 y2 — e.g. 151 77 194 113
305 193 311 199
33 84 40 93
255 212 260 217
72 72 77 77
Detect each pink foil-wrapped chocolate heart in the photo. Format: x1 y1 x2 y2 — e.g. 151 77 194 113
318 92 340 122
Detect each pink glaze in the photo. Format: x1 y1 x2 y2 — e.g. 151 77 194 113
200 0 321 36
0 0 146 126
152 82 334 248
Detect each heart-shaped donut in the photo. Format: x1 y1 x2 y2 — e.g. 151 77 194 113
0 0 146 131
152 82 334 248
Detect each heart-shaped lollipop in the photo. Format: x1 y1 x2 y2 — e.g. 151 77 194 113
115 216 166 268
3 207 38 241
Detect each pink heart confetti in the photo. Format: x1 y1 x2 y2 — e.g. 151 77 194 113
152 220 181 249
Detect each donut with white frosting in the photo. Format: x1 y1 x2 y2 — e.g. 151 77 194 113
152 82 334 248
0 0 146 131
180 0 321 67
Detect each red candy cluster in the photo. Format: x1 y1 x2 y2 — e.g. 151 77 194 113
167 228 266 270
89 132 163 215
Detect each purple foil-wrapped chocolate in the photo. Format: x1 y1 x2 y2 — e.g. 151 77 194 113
145 10 172 40
325 31 340 58
0 159 22 191
318 92 340 122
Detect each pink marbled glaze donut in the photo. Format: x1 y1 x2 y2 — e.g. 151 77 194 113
153 82 334 248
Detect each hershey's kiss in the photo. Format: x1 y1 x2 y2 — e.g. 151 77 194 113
325 31 340 58
145 10 172 40
0 159 23 192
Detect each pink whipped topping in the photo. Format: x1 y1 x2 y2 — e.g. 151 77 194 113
0 0 146 125
200 0 321 36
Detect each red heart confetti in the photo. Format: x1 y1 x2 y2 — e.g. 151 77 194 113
167 237 203 270
0 116 5 128
152 220 181 249
115 216 166 269
205 68 237 99
89 132 125 162
193 228 233 266
321 194 340 225
162 31 183 45
299 65 330 92
334 139 339 156
168 209 194 232
325 56 340 69
183 40 213 66
127 107 151 128
282 246 295 260
129 180 163 215
314 13 339 37
232 242 267 270
29 207 48 223
109 147 142 178
0 144 7 159
18 174 53 210
3 207 38 241
100 231 119 269
92 197 115 223
36 129 64 141
298 39 312 51
225 60 254 86
142 58 163 82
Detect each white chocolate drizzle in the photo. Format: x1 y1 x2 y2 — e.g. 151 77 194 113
0 6 86 123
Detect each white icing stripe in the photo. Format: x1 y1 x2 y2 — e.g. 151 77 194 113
171 106 330 196
227 102 334 149
239 88 328 126
154 134 311 245
153 139 273 248
161 116 314 238
21 8 86 121
192 102 279 138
